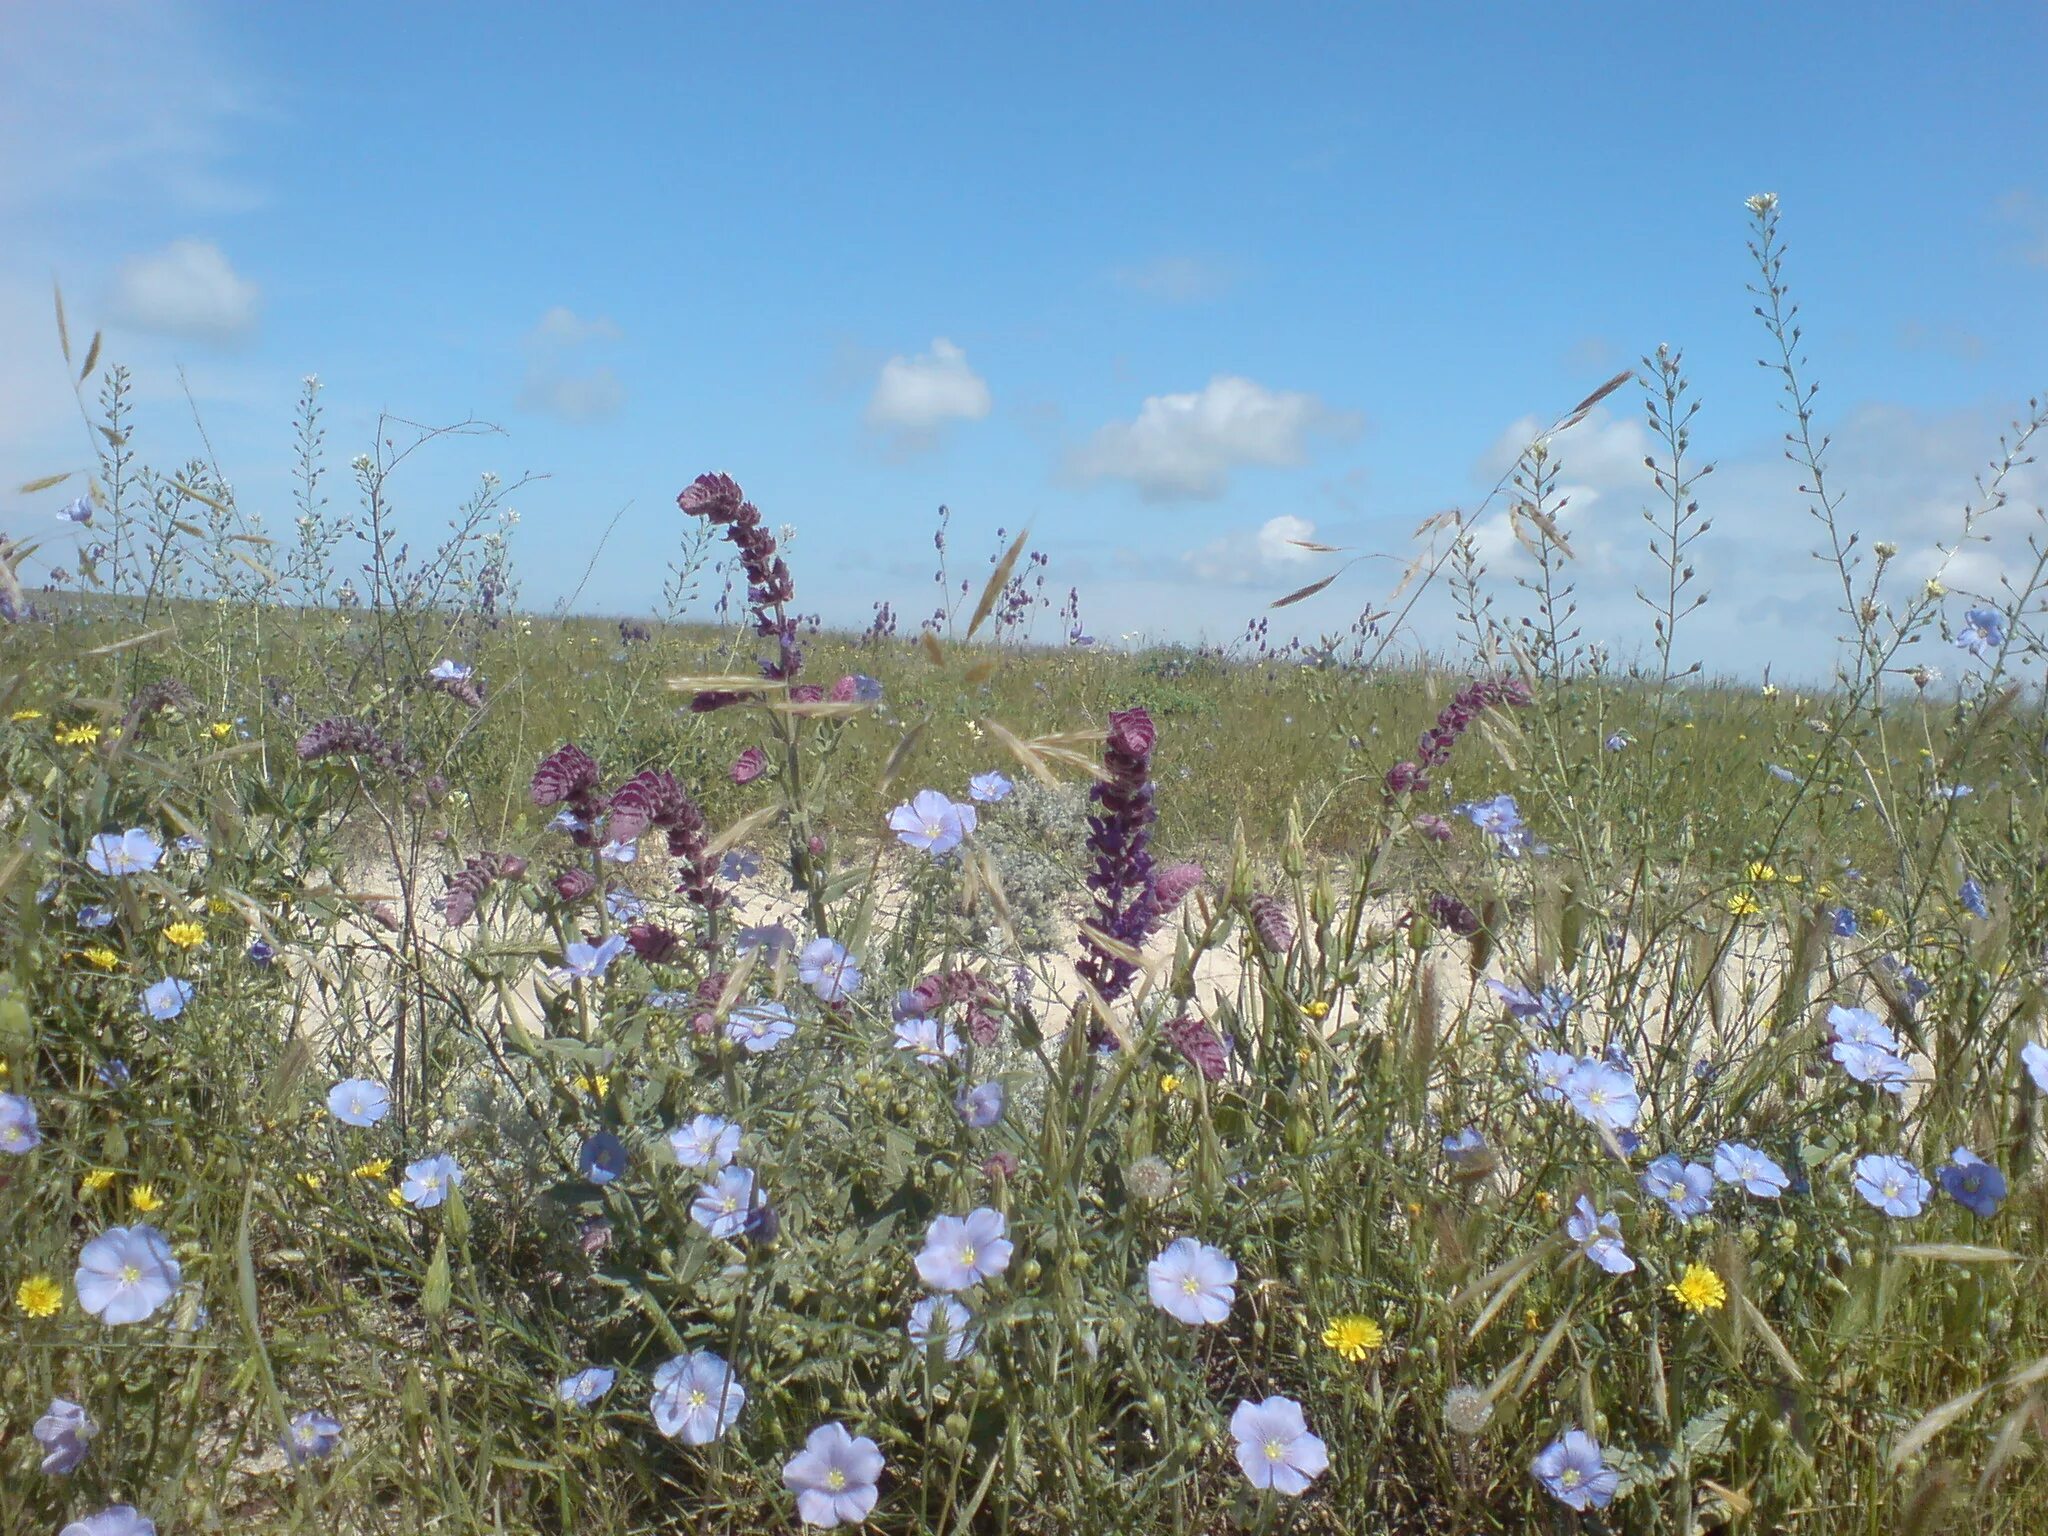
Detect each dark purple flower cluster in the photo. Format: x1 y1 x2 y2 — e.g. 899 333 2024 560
898 968 1002 1046
1162 1014 1229 1081
626 921 683 963
296 716 417 776
1383 675 1534 799
1247 892 1296 952
1078 707 1161 1024
677 472 802 701
1428 892 1483 936
530 742 606 845
605 768 725 914
441 851 526 927
121 677 198 738
426 671 485 710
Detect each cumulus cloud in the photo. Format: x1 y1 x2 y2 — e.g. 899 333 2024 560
107 239 259 342
518 306 625 423
864 338 991 448
1183 513 1325 585
1113 255 1236 304
1072 376 1359 501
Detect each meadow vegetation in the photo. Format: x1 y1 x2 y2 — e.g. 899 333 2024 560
4 197 2048 1534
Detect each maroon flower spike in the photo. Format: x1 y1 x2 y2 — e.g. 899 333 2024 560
296 716 415 775
1248 893 1295 952
604 769 725 913
1077 705 1162 1012
426 672 485 709
982 1151 1019 1182
677 470 804 683
531 742 606 843
1384 675 1532 800
1428 892 1482 936
1152 861 1204 913
829 674 858 703
627 922 682 963
1162 1014 1229 1081
789 684 824 704
553 868 596 903
441 851 518 926
1412 814 1453 843
729 746 767 785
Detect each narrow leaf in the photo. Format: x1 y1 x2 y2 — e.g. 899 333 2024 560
1271 572 1339 610
18 472 72 494
966 525 1030 640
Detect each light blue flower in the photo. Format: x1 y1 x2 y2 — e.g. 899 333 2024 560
1853 1153 1929 1218
1443 1126 1492 1172
56 495 94 525
1830 906 1858 937
727 1001 796 1054
1561 1060 1639 1133
326 1078 390 1127
77 904 115 929
578 1132 629 1185
651 1351 745 1443
1713 1141 1789 1198
599 839 638 863
1230 1395 1327 1496
968 771 1014 803
1641 1154 1714 1218
1532 1428 1616 1511
736 922 796 959
887 789 978 856
1960 877 1989 919
2023 1041 2048 1092
85 828 162 877
0 1092 41 1154
141 977 194 1021
893 1016 961 1067
1526 1049 1578 1104
1938 1147 2006 1217
690 1165 757 1239
799 937 861 1003
33 1395 98 1474
1459 793 1537 856
907 1295 977 1360
1955 607 2005 659
915 1207 1012 1292
282 1409 342 1465
720 848 763 882
956 1081 1006 1128
1565 1196 1634 1274
605 888 648 923
1146 1236 1236 1325
400 1153 463 1209
783 1422 884 1528
75 1225 180 1324
1766 763 1802 785
428 659 473 681
58 1506 155 1536
556 1367 616 1407
668 1114 741 1169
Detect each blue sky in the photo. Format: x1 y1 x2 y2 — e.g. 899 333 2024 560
4 1 2045 677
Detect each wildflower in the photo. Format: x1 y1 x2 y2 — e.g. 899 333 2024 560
1561 1059 1640 1133
1853 1153 1930 1218
128 1183 163 1214
577 1072 611 1099
651 1350 745 1442
1725 891 1761 917
1532 1428 1617 1511
58 1506 156 1536
1955 606 2006 659
887 788 977 855
0 1092 41 1153
399 1153 463 1209
548 934 629 985
1322 1314 1386 1362
1766 762 1801 784
907 1295 977 1360
916 1207 1013 1292
1443 1384 1494 1436
17 1273 63 1316
1933 783 1973 800
956 1081 1006 1128
727 1001 796 1054
295 1172 323 1194
1303 997 1331 1021
1667 1263 1727 1315
74 1224 180 1324
351 1159 390 1180
81 1167 116 1192
77 904 114 929
57 494 94 524
1162 1014 1229 1080
326 1078 390 1127
1443 1127 1494 1175
1230 1395 1328 1496
77 944 118 971
1714 1141 1790 1198
577 1133 629 1185
729 745 768 784
599 839 637 863
669 1114 741 1169
428 659 472 681
968 770 1013 802
56 722 102 746
1641 1155 1714 1219
1938 1148 2006 1217
1146 1236 1236 1326
1830 906 1858 937
783 1421 884 1529
1077 706 1162 1011
799 937 861 1003
737 922 796 960
1487 979 1575 1031
1565 1196 1635 1274
1526 1049 1578 1103
283 1410 342 1465
10 707 43 720
1459 793 1535 856
1604 731 1631 751
386 1189 405 1208
605 888 647 924
1960 877 1989 919
208 720 233 739
34 1396 97 1473
893 1015 962 1066
690 1165 758 1240
140 977 193 1021
86 828 163 877
161 921 206 949
557 1367 615 1407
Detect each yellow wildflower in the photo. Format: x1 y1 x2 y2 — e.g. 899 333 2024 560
1667 1263 1728 1315
1744 861 1779 884
352 1158 392 1180
296 1171 324 1193
54 722 101 747
207 897 234 916
1158 1073 1181 1096
16 1275 63 1317
1725 892 1762 918
1321 1315 1386 1362
129 1183 164 1214
81 947 119 970
576 1073 611 1099
386 1187 407 1209
163 921 206 950
1523 1307 1543 1333
1302 999 1331 1021
1532 1189 1555 1214
11 708 44 722
80 1167 117 1193
208 721 234 739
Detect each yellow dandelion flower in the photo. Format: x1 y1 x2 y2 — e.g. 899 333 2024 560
1744 861 1779 884
1302 999 1330 1021
352 1158 392 1180
1404 1200 1423 1218
11 708 44 722
296 1171 324 1193
1321 1315 1386 1363
129 1183 164 1213
1523 1307 1543 1333
54 722 101 747
576 1073 611 1099
1725 892 1761 918
208 721 234 739
1532 1189 1555 1214
1158 1073 1181 1096
81 1167 117 1193
207 896 234 916
163 921 207 950
81 946 119 970
16 1274 63 1317
386 1187 407 1209
1667 1263 1728 1315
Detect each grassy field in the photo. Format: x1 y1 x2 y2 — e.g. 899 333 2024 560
5 198 2048 1536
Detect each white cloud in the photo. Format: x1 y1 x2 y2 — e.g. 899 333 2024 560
1113 255 1236 304
1183 513 1324 584
108 240 260 342
1072 375 1359 501
519 307 625 423
864 338 991 446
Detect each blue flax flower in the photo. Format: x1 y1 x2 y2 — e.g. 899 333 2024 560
1533 1429 1616 1511
1713 1142 1789 1198
1938 1147 2006 1217
75 1225 180 1324
556 1367 616 1407
1565 1196 1634 1274
1854 1153 1929 1218
1641 1154 1715 1218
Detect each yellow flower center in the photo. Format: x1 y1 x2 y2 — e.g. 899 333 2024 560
959 1244 976 1266
121 1264 142 1284
1264 1438 1285 1460
1561 1468 1582 1489
1181 1276 1202 1295
827 1470 847 1491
